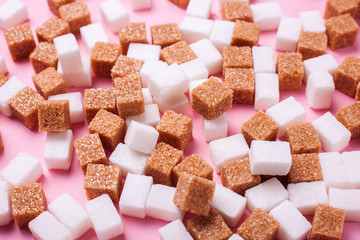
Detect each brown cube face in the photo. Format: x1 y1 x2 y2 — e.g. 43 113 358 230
151 23 182 48
325 14 359 50
84 164 122 202
88 109 126 151
191 77 233 120
231 20 260 47
310 204 345 240
224 68 255 105
38 100 70 132
47 0 75 17
334 55 360 97
221 157 261 195
324 0 358 19
336 102 360 138
83 88 116 122
284 122 321 154
111 55 144 79
32 67 67 99
356 82 360 101
59 1 91 34
222 46 252 73
222 1 253 22
91 42 121 78
237 208 280 240
297 32 327 61
0 73 8 87
160 41 196 65
36 16 71 43
4 22 36 61
357 0 360 18
168 0 189 9
145 142 183 186
277 52 304 91
8 87 45 130
156 110 193 151
187 209 233 240
289 153 323 183
241 111 279 146
0 133 3 151
11 183 47 228
119 22 147 54
173 173 215 216
30 43 59 74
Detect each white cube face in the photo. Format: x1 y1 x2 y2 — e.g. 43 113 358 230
126 104 160 127
99 0 130 33
156 94 189 115
209 20 235 52
329 188 360 222
306 71 335 109
141 60 168 88
180 16 214 44
252 46 275 73
0 55 8 74
124 121 159 154
48 92 85 124
190 39 222 75
342 151 360 189
0 76 26 117
180 58 209 82
303 54 338 82
80 23 109 53
250 2 282 31
275 17 302 52
203 113 228 142
57 57 92 87
0 181 12 226
127 43 161 61
254 73 279 110
319 152 349 190
299 10 325 34
44 130 73 170
158 219 193 240
142 88 153 105
130 0 151 11
186 0 212 19
54 34 83 74
0 0 28 30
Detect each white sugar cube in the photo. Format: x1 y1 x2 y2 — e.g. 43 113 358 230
287 181 328 215
54 34 83 74
245 177 288 213
329 188 360 222
266 96 307 137
48 92 84 124
0 181 12 226
126 104 160 127
254 73 279 110
250 2 282 31
210 184 247 227
209 134 249 173
142 88 153 105
303 54 338 83
141 60 168 88
228 234 244 240
203 113 228 142
130 0 151 10
119 173 153 218
48 193 91 239
275 17 302 52
252 46 275 73
57 57 92 87
127 43 161 61
269 200 312 240
209 20 235 52
319 152 349 190
125 120 159 154
306 71 335 109
0 55 8 74
0 76 26 116
29 211 72 240
180 16 214 44
156 94 188 115
146 184 185 221
99 0 130 33
80 23 109 53
186 0 212 19
299 10 325 34
312 112 351 152
180 58 209 82
0 152 43 187
43 130 73 170
85 194 123 240
342 151 360 189
190 39 222 75
249 140 292 176
0 0 28 30
158 219 193 240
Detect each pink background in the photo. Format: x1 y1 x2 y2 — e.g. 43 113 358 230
0 0 360 239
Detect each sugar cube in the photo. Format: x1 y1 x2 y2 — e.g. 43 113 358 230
80 22 109 53
334 55 360 98
275 17 302 52
299 10 326 33
254 73 279 110
297 31 327 61
284 123 321 154
252 46 275 73
128 43 161 61
49 92 84 124
59 1 91 34
141 60 168 88
44 130 73 170
83 88 116 122
277 52 304 91
231 20 260 47
180 58 209 82
35 16 70 43
0 55 8 74
342 151 360 189
0 181 12 226
180 16 214 44
209 20 235 52
303 54 338 83
329 187 360 222
126 104 160 127
54 33 83 74
190 39 223 75
222 1 252 22
158 219 193 240
0 0 28 30
119 22 147 55
250 2 282 31
224 68 255 105
32 67 65 100
91 42 121 78
130 0 151 10
0 76 26 117
57 57 92 87
99 0 129 33
142 88 153 105
319 152 349 190
324 0 358 19
203 113 228 142
125 120 159 154
306 71 334 109
156 94 189 115
38 100 70 132
186 0 211 19
151 23 182 48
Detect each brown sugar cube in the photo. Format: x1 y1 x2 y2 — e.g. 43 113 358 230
145 142 183 186
160 41 196 65
35 16 71 43
168 0 189 9
336 101 360 138
11 183 47 228
173 154 213 185
119 22 147 54
0 73 9 87
224 68 255 105
191 77 233 120
334 55 360 97
284 122 321 154
38 100 70 132
83 88 116 122
173 173 215 215
222 46 252 73
289 153 323 183
324 0 358 19
187 209 232 240
277 53 304 91
231 20 260 47
325 14 359 50
4 22 36 61
156 110 193 151
30 42 58 74
222 1 253 22
59 1 91 34
111 55 144 79
356 82 360 101
297 31 328 61
8 87 45 130
241 111 279 146
84 164 122 202
309 204 345 240
113 73 140 88
47 0 75 17
221 157 261 195
151 23 182 48
357 0 360 18
32 67 67 99
237 208 280 240
91 42 121 78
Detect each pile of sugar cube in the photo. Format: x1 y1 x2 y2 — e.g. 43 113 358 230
0 0 360 239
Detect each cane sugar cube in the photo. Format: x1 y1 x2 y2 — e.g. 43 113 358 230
237 208 280 240
289 153 323 184
254 73 279 110
58 57 92 87
185 0 211 19
59 1 91 34
111 55 144 79
189 79 207 99
85 194 123 240
119 22 147 55
224 68 254 105
222 46 252 72
156 94 189 115
47 0 75 17
306 71 335 110
210 20 235 52
99 0 129 33
299 10 326 34
180 58 208 83
325 14 359 50
129 0 150 10
180 16 214 44
190 39 222 75
252 46 275 73
38 100 70 132
0 56 7 75
90 42 120 78
284 123 321 154
324 0 358 19
319 152 349 190
0 181 12 226
0 0 28 30
83 88 116 122
48 92 84 124
357 0 360 17
275 17 302 52
125 120 159 154
126 103 160 127
141 60 168 88
80 23 109 53
336 102 360 138
222 1 252 22
54 33 83 74
310 204 345 240
30 43 58 75
73 133 107 174
356 82 360 100
160 41 196 66
303 54 338 83
228 234 244 240
297 32 327 61
44 130 73 170
158 219 193 240
329 188 360 222
11 183 47 228
36 16 70 43
250 2 282 31
334 56 360 97
203 114 228 142
32 68 66 100
151 23 182 48
187 209 232 240
0 76 26 117
342 151 360 188
277 53 304 91
127 43 161 62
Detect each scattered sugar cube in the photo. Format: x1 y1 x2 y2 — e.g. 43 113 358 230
303 54 338 82
142 89 153 104
125 120 159 154
186 0 211 19
319 152 349 190
49 92 84 124
306 71 335 109
111 55 144 80
342 151 360 189
140 60 168 88
297 31 328 61
284 123 321 154
151 23 182 48
0 76 26 117
47 0 75 17
126 104 160 127
222 1 252 22
0 55 7 74
57 57 92 87
277 53 304 91
130 0 151 10
299 10 326 33
231 20 260 47
275 17 302 52
29 43 59 74
158 219 193 240
128 43 161 62
252 46 275 73
250 2 282 31
83 88 116 122
210 20 235 52
80 23 109 53
254 73 279 110
289 153 323 183
36 16 70 43
38 100 70 132
190 39 223 75
180 58 209 82
59 1 91 34
180 16 214 44
324 0 358 19
161 41 196 65
222 46 252 72
334 55 360 98
189 79 207 100
0 181 12 226
224 68 255 105
119 22 147 54
44 130 73 170
156 93 189 115
203 113 228 142
0 0 28 30
99 0 129 33
329 187 360 222
32 67 66 100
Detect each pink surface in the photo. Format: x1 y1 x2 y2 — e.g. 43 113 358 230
0 0 360 239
